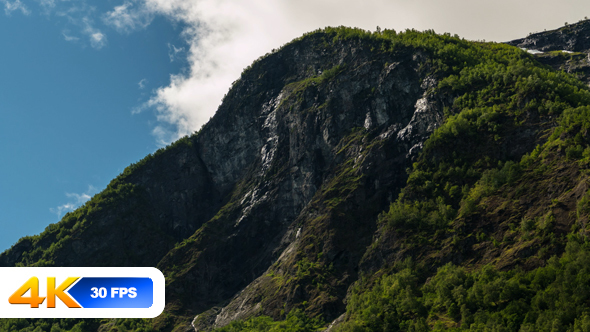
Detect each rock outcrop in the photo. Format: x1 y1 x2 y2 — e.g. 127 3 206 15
507 20 590 53
507 20 590 85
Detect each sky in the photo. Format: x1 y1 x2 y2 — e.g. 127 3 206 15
1 0 589 253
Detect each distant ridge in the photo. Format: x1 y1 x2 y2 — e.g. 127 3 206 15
507 19 590 53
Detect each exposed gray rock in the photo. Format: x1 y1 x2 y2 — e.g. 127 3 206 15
188 37 451 330
506 20 590 53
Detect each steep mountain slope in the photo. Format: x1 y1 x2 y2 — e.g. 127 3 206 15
2 28 447 331
4 24 590 332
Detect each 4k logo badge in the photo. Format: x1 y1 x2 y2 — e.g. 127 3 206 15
0 267 164 318
9 276 80 308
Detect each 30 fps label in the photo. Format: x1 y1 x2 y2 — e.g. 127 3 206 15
0 267 165 318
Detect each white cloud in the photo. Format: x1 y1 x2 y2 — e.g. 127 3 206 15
62 31 80 42
103 1 153 33
151 125 175 147
38 0 55 8
90 32 106 48
167 43 184 62
131 103 146 115
138 78 148 89
3 0 29 15
82 17 107 49
136 0 306 143
23 0 110 49
50 185 98 219
37 0 55 13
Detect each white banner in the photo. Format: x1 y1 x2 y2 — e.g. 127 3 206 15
0 267 165 318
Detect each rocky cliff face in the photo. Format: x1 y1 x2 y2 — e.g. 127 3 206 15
0 29 450 331
159 33 451 330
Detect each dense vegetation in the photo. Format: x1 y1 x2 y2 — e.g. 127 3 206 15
338 236 590 332
0 318 99 332
5 25 590 331
214 310 323 332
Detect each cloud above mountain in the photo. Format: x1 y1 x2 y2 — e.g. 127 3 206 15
4 0 590 144
50 185 98 219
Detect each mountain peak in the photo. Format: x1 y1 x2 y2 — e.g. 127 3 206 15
507 19 590 53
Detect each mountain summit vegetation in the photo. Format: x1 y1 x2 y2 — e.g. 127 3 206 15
4 20 590 332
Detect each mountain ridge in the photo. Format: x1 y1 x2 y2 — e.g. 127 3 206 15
4 22 590 332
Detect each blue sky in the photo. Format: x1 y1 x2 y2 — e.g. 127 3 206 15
0 0 188 251
1 0 590 253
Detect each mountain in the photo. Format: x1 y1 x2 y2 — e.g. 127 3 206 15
507 20 590 86
507 19 590 53
4 22 590 332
